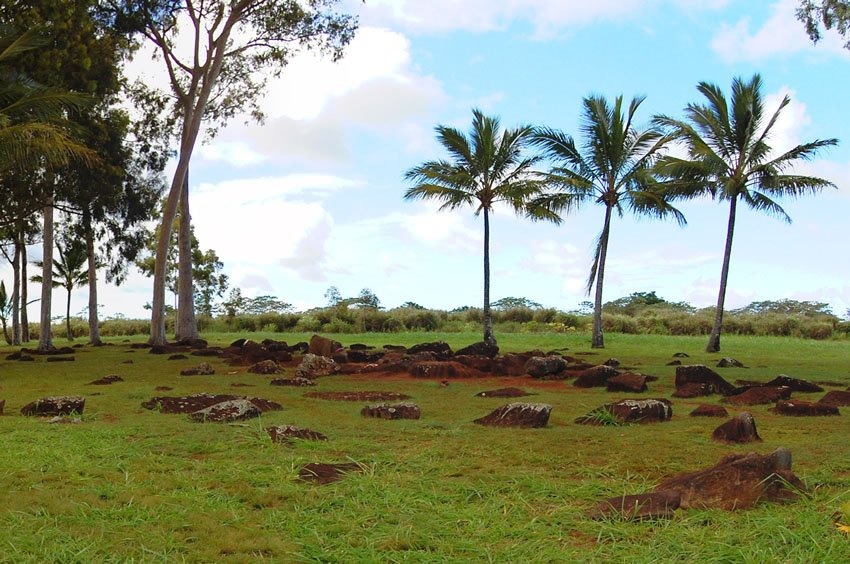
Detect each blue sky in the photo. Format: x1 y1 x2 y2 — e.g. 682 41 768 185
13 0 850 320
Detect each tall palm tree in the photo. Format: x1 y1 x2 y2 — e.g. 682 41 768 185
532 95 683 348
32 240 89 340
654 74 837 353
404 108 548 347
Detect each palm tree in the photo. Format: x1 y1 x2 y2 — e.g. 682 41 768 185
654 74 838 352
32 239 89 340
404 108 548 347
532 95 684 348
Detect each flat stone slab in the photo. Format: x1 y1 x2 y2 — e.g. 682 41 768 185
475 387 531 398
689 404 729 417
46 356 75 362
474 402 552 428
769 400 840 416
721 386 791 405
141 393 282 414
361 402 420 420
189 399 261 422
21 396 85 416
267 425 328 443
298 462 362 485
712 412 762 444
305 391 411 402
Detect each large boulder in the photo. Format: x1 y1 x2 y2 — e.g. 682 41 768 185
576 399 672 425
454 341 499 358
769 400 840 416
675 365 737 396
712 412 762 444
189 399 261 422
361 402 420 420
295 354 339 379
721 386 791 406
308 334 344 358
653 448 804 510
406 341 453 359
606 373 648 393
267 425 327 443
473 402 552 428
248 360 281 375
573 365 620 388
21 396 85 416
525 356 568 378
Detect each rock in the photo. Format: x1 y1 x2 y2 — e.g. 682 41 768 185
298 462 362 484
712 412 762 444
764 375 824 393
672 382 713 398
175 338 208 349
308 334 344 358
717 357 745 368
180 362 215 376
818 390 850 406
307 391 411 402
88 375 124 385
573 365 620 388
383 344 407 352
346 350 385 363
361 402 421 420
295 354 339 379
5 351 21 360
248 360 281 375
229 338 250 348
230 383 254 388
190 349 223 357
675 365 737 396
673 352 690 358
589 491 681 521
769 400 840 416
653 448 804 510
267 425 328 443
454 341 499 358
0 399 4 414
189 399 261 422
721 386 791 405
349 343 373 351
142 393 282 413
475 387 531 398
46 355 75 362
409 361 474 379
525 356 568 378
666 360 682 366
167 354 189 360
603 358 620 367
473 402 551 428
270 377 316 387
453 354 526 376
689 404 729 417
606 373 648 393
21 396 85 416
576 399 672 425
407 341 452 359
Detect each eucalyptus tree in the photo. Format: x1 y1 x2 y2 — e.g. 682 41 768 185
107 0 358 345
798 1 850 48
654 74 837 352
532 95 683 348
404 109 548 347
32 236 89 341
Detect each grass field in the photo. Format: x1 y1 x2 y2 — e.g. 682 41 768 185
1 332 848 562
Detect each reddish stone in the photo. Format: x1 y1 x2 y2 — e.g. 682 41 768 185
689 404 728 417
525 356 568 378
267 424 327 443
407 341 452 359
721 386 791 406
298 462 362 484
167 354 188 360
672 382 713 398
573 365 620 388
589 491 681 521
306 391 411 402
654 448 804 510
455 341 499 358
409 361 476 379
141 393 282 413
21 396 85 416
606 373 648 393
189 399 261 422
88 375 124 385
361 402 420 420
675 365 737 396
712 412 762 444
576 399 672 425
769 400 840 416
764 375 823 393
475 387 531 398
818 391 850 406
474 402 552 428
0 399 4 414
308 334 344 358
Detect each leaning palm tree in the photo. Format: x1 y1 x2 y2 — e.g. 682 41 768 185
32 240 89 340
404 108 548 347
532 95 684 348
654 74 838 353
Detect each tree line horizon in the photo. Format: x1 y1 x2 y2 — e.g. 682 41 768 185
0 1 846 354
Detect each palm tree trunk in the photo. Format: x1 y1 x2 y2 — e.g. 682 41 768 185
707 196 738 353
175 174 199 342
66 287 73 340
482 207 496 346
20 226 29 342
11 238 20 345
84 211 101 345
591 205 613 349
38 195 55 352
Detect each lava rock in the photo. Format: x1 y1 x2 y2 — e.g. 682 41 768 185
167 354 189 360
307 391 411 402
675 365 737 396
21 396 85 416
454 341 499 358
606 373 648 393
270 377 316 387
525 356 568 378
712 412 762 444
46 355 75 362
180 362 215 376
764 375 823 393
88 375 124 385
473 402 552 428
769 400 840 416
406 341 453 359
717 357 745 368
603 358 620 367
189 399 261 422
721 386 791 405
672 382 714 398
361 402 421 420
295 354 339 379
589 491 681 521
689 404 729 417
818 390 850 406
576 399 672 425
475 387 531 398
409 361 473 379
248 360 281 375
572 365 620 388
267 425 328 443
308 334 344 358
142 393 282 413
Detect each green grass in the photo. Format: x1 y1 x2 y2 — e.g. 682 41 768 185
0 332 848 562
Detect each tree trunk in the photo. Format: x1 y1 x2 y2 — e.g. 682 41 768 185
707 196 738 353
482 207 496 346
591 205 613 349
21 228 29 342
11 237 20 345
175 173 199 342
38 196 55 352
84 211 101 345
66 287 73 340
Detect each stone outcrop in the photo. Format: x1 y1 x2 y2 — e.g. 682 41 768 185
308 334 344 358
764 375 823 393
142 393 282 414
455 341 499 358
525 356 568 378
572 365 620 388
88 375 124 385
717 357 745 368
270 377 316 387
818 390 850 406
475 388 531 398
473 402 552 428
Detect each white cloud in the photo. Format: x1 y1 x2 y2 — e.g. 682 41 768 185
710 0 848 62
